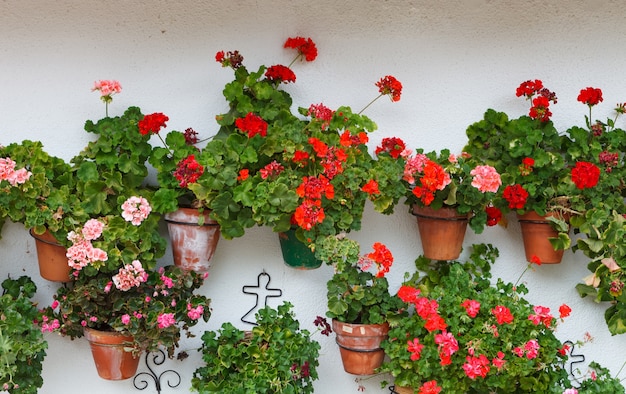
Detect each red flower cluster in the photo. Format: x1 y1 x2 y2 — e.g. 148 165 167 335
577 87 603 106
571 161 600 189
376 75 403 102
235 112 268 138
183 127 199 145
296 175 334 200
485 206 502 226
515 80 557 122
519 157 534 176
215 50 243 69
138 112 169 135
284 36 318 62
365 242 393 278
293 199 324 230
339 130 368 147
375 137 406 159
411 160 451 206
361 179 380 195
259 160 284 179
599 151 619 173
307 103 334 130
491 305 514 325
265 64 296 83
502 184 529 209
173 155 204 188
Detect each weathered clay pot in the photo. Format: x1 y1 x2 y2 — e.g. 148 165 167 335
332 320 389 375
517 211 569 264
164 207 220 272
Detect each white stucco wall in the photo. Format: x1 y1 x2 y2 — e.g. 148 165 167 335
2 1 626 393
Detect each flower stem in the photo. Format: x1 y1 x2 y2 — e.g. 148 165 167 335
358 94 383 115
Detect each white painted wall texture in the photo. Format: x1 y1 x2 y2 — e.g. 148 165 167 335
2 1 626 392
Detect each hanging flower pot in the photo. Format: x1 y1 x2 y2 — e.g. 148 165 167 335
84 328 140 380
164 207 220 272
411 205 469 261
278 228 322 269
29 228 71 282
332 320 389 375
517 211 569 264
394 386 415 394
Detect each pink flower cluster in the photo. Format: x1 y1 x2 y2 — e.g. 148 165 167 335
512 339 540 359
187 303 204 320
66 219 108 270
157 312 176 329
469 165 501 193
0 157 32 186
112 260 148 291
40 315 60 333
91 80 122 97
121 196 151 225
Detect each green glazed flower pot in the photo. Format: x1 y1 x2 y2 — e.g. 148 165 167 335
278 229 322 269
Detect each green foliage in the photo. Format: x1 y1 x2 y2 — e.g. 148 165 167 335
319 236 404 325
0 276 47 394
572 361 626 393
191 302 320 394
379 244 570 393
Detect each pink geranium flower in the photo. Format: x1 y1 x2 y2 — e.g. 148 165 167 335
470 165 501 193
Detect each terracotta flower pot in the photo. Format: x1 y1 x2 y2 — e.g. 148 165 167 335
332 320 389 375
517 211 569 264
29 228 71 282
84 328 140 380
278 229 322 269
164 207 220 272
412 205 469 261
394 386 416 394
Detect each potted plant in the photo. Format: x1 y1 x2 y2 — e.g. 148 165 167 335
143 114 221 272
1 276 48 394
564 361 626 393
379 243 573 393
316 235 404 375
376 145 502 260
191 302 328 393
184 36 402 268
463 80 578 263
39 198 211 380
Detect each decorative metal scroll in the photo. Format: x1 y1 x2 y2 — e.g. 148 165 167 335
133 349 181 393
240 270 283 325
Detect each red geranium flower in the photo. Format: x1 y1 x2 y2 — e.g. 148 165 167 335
375 137 406 159
284 36 318 62
577 87 603 106
559 304 572 319
375 75 403 102
502 184 529 209
235 113 268 138
173 155 204 188
485 206 502 226
361 179 380 195
265 64 296 83
138 112 169 135
571 161 600 189
516 79 544 98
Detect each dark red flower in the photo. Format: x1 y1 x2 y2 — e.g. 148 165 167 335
235 113 268 138
485 206 502 226
375 137 406 158
284 36 318 62
307 103 334 129
376 75 402 102
265 64 296 83
502 184 529 210
215 50 243 69
138 112 169 135
571 161 601 189
577 87 603 106
183 128 199 145
173 155 204 188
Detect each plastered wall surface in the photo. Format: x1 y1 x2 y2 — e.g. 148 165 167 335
2 1 626 392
